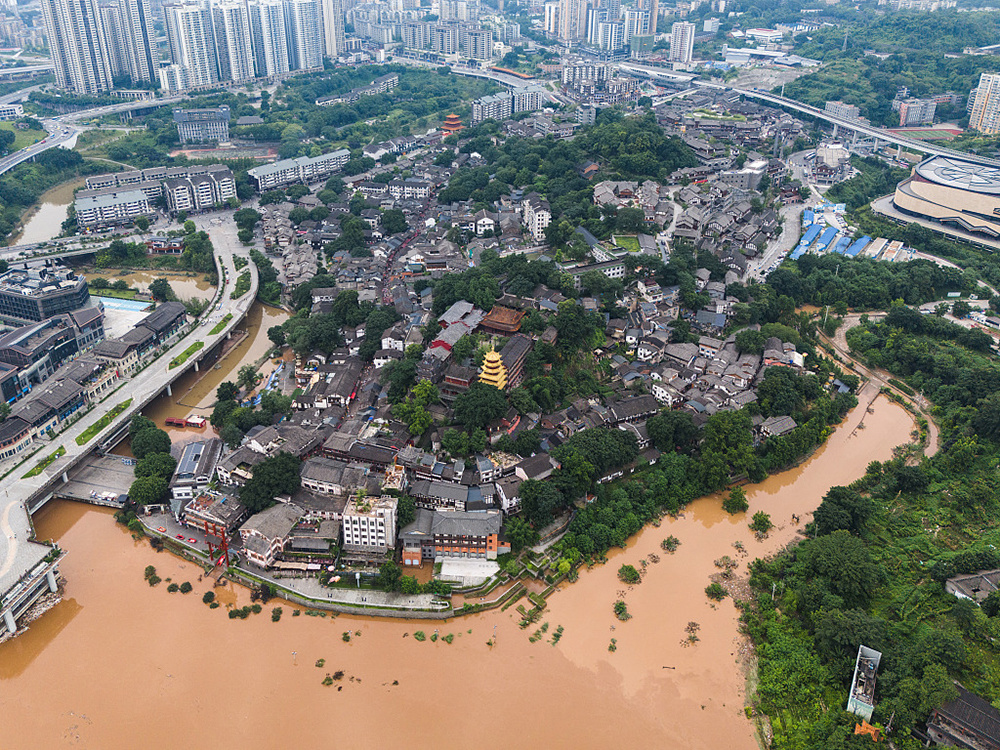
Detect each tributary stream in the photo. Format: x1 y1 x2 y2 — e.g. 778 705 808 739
0 384 914 748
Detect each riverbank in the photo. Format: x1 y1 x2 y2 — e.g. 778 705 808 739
8 175 88 246
0 386 915 749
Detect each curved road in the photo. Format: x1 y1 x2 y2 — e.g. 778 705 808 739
0 212 256 600
820 312 940 457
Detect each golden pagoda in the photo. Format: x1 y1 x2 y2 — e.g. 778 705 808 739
441 114 464 135
478 348 508 390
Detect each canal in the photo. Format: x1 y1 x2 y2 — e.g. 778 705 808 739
0 385 914 748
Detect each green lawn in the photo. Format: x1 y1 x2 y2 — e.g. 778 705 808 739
169 341 204 369
23 446 66 478
76 399 132 446
612 235 641 253
0 121 47 152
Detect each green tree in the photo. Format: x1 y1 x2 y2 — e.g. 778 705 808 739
723 487 749 515
149 278 173 302
750 511 773 535
506 517 540 553
239 452 302 514
735 328 766 355
129 415 156 438
376 561 403 592
238 364 259 392
134 452 177 480
453 382 508 430
381 208 408 235
135 216 149 232
397 496 416 529
216 381 239 402
131 428 171 460
128 475 168 505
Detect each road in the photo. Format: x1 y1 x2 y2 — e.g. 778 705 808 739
0 211 256 603
0 119 79 177
745 203 802 282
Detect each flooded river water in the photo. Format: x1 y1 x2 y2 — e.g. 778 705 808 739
9 177 88 246
0 386 914 749
79 268 216 304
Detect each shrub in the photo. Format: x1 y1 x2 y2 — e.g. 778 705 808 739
179 582 192 594
315 659 326 668
722 487 749 515
705 582 727 601
251 604 262 614
271 607 283 622
617 564 641 584
209 601 220 609
144 565 156 580
661 536 680 552
750 511 773 536
342 631 352 642
613 600 631 621
202 591 215 604
167 583 179 593
148 575 161 586
413 630 426 641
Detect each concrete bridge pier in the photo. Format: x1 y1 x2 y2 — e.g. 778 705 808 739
832 123 839 138
3 608 15 634
166 384 172 397
194 360 199 372
62 471 68 483
46 570 57 592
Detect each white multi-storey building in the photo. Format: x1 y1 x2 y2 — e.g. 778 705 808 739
284 0 324 70
522 192 551 241
98 4 128 79
341 495 397 556
118 0 156 83
559 0 586 41
321 0 345 58
212 1 255 84
623 8 649 42
163 2 218 89
247 148 351 190
970 73 1000 135
669 20 694 63
543 2 559 35
41 0 113 94
249 0 291 77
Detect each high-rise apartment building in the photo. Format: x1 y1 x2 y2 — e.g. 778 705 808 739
462 27 493 60
212 0 255 83
558 0 586 41
585 6 605 45
98 4 128 79
598 20 624 51
163 2 219 89
543 2 560 36
249 0 290 77
623 8 649 42
668 20 694 63
118 0 156 83
41 0 114 94
321 0 345 58
284 0 323 70
432 24 459 55
970 73 1000 135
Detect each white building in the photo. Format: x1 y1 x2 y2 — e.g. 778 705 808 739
118 0 157 83
669 20 694 64
285 0 324 70
249 0 291 77
247 148 351 190
321 0 345 58
163 2 218 89
341 494 397 555
75 189 152 229
41 0 113 94
212 1 256 84
522 192 552 241
970 73 1000 135
0 103 24 121
559 0 586 41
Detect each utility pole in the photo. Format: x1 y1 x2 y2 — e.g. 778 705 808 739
842 29 848 52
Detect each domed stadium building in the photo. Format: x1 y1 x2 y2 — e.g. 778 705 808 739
893 156 1000 239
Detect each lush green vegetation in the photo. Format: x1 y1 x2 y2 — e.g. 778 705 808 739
782 12 1000 127
168 341 203 369
824 157 910 213
75 398 133 445
22 446 66 478
439 111 696 241
769 254 967 309
209 314 233 335
238 452 302 513
0 120 47 152
231 271 251 300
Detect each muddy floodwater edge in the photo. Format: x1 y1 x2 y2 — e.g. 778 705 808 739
0 385 915 749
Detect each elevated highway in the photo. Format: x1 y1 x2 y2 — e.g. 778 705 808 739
696 81 1000 168
0 214 257 636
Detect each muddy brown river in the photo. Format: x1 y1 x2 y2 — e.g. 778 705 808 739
0 386 914 748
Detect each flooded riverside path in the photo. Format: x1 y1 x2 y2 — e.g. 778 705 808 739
0 386 914 749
